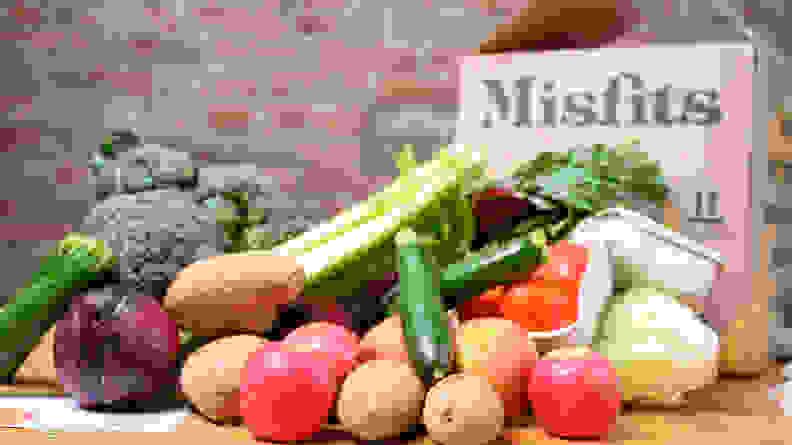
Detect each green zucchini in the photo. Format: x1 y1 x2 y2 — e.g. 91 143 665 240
0 234 115 383
439 230 547 308
380 231 547 315
395 229 452 387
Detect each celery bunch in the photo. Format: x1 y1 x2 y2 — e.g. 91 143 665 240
241 144 485 302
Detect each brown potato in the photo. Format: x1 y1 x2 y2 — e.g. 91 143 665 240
14 325 60 388
424 373 505 445
164 254 304 337
180 335 267 423
337 360 425 440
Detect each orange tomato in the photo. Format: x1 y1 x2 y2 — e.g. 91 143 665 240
501 279 578 332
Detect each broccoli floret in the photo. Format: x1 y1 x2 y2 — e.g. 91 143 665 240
193 163 274 203
90 143 198 199
96 129 141 160
194 163 323 252
118 144 197 187
80 189 225 299
265 214 317 241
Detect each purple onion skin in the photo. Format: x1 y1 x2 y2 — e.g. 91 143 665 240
54 291 181 409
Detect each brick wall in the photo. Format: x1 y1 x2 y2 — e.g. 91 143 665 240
0 0 788 305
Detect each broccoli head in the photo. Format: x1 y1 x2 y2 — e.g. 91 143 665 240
82 135 332 296
79 189 225 299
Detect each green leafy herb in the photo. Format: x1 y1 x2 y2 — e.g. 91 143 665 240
512 139 667 214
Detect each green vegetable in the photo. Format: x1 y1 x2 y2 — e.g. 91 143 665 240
0 234 115 383
270 144 483 259
380 230 547 316
592 287 719 403
239 144 484 301
219 191 270 254
395 228 452 387
439 231 547 309
512 139 667 214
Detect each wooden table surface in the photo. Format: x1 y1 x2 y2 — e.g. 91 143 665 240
0 363 788 443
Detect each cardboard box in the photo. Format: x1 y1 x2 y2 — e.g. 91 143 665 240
456 42 768 375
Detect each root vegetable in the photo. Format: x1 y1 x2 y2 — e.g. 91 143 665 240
54 289 181 409
336 360 425 440
180 335 267 423
164 254 304 337
424 373 505 445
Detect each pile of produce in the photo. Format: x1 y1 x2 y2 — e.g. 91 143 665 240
2 134 725 442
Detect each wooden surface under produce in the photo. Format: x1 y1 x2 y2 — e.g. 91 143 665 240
0 362 788 443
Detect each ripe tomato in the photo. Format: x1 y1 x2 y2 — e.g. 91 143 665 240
457 284 507 321
531 241 589 283
501 279 578 332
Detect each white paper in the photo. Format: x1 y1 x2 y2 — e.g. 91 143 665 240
0 396 190 432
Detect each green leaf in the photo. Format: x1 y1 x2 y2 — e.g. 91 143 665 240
513 138 666 214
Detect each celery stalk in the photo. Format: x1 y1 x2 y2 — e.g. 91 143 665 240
260 145 466 258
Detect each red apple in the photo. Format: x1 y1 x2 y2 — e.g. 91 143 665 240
240 342 336 442
282 321 361 384
456 318 539 419
528 346 621 439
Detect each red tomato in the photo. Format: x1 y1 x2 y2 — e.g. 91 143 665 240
457 284 507 321
501 280 578 332
532 241 589 284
